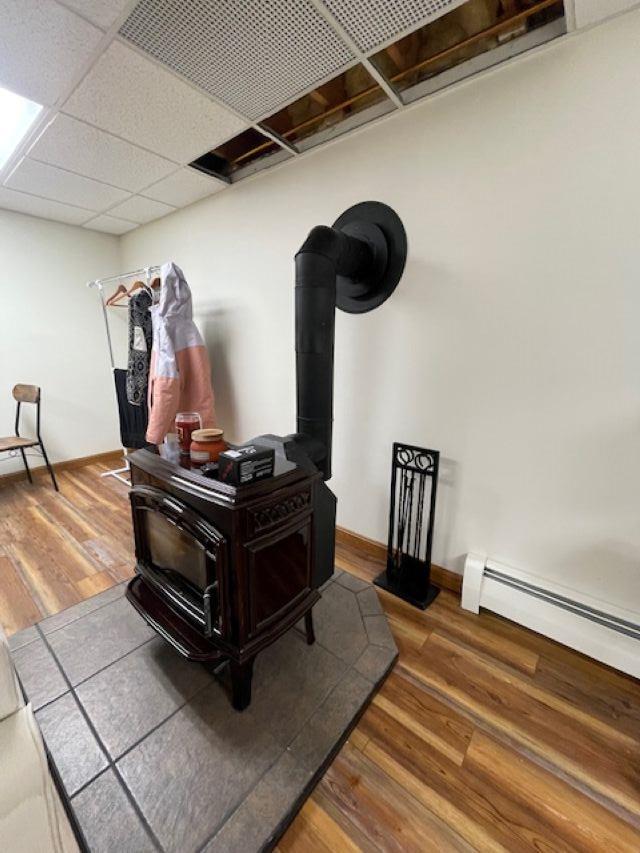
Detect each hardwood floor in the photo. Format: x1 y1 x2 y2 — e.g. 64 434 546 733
0 457 134 634
1 462 639 851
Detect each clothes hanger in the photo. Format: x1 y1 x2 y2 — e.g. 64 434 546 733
148 276 161 302
106 283 128 307
130 276 161 302
127 279 147 297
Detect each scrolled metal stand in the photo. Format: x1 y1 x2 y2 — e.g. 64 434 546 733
374 442 440 609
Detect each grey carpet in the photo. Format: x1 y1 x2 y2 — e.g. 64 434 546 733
13 571 397 853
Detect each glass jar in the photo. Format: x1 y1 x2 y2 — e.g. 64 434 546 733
190 428 227 468
175 412 201 457
160 432 181 465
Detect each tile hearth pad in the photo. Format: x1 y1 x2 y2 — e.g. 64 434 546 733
14 572 397 853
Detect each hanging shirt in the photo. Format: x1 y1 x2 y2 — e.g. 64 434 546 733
126 288 153 406
146 262 216 445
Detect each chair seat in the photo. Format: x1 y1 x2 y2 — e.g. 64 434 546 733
0 436 38 452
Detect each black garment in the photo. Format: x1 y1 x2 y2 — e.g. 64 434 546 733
126 289 153 406
114 368 149 449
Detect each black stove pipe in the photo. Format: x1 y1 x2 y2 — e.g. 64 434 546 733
293 225 375 481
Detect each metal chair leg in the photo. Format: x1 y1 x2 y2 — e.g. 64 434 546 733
19 448 33 484
39 442 58 492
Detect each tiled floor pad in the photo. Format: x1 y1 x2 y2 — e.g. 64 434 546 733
14 572 397 852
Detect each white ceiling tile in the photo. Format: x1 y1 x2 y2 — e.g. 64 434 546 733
573 0 640 28
108 194 175 224
64 40 248 163
119 0 355 120
0 0 103 106
142 168 226 207
322 0 469 53
83 213 138 234
0 186 90 225
5 158 130 211
59 0 132 30
28 113 177 192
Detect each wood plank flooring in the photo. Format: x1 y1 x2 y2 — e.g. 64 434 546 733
0 459 134 633
1 462 639 851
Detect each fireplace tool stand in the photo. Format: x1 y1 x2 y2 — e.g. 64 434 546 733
374 443 440 609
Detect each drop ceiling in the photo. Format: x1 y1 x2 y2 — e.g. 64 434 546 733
0 0 633 234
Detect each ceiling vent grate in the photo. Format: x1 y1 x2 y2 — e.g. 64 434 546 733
120 0 355 121
322 0 469 53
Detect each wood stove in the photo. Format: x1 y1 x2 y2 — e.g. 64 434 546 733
127 441 323 709
126 201 407 709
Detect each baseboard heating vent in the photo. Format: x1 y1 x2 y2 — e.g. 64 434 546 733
462 553 640 678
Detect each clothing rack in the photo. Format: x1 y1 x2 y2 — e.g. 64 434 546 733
87 265 161 484
87 265 161 369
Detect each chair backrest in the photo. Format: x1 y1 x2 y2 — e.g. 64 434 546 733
12 384 40 404
13 385 41 439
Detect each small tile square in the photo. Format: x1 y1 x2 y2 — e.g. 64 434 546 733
72 769 156 853
37 693 108 796
364 614 396 650
336 572 370 593
202 752 312 853
76 637 212 758
143 168 226 207
117 681 282 853
108 195 175 224
8 625 39 651
357 585 383 616
64 41 247 163
249 630 347 747
354 644 397 682
0 187 91 226
6 158 129 212
12 637 68 710
30 113 177 193
47 596 155 685
83 214 138 235
287 671 373 773
313 582 368 665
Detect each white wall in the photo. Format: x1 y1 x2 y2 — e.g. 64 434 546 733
0 209 122 474
120 10 640 611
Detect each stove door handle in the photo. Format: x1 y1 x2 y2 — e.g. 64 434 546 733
204 581 221 637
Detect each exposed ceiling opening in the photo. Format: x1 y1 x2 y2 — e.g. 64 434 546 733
371 0 565 98
261 64 391 151
5 0 634 231
189 0 565 179
190 127 292 182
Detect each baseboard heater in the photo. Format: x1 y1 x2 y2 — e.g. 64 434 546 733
462 554 640 678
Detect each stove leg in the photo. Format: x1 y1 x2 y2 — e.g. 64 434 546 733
230 657 255 711
304 610 315 646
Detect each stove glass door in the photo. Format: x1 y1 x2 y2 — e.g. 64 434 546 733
144 509 207 593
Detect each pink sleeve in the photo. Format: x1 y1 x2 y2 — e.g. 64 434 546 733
177 346 216 428
146 376 180 445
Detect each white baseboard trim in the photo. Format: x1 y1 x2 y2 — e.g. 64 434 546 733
462 553 640 678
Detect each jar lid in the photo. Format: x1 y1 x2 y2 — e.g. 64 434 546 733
192 428 224 442
176 411 200 421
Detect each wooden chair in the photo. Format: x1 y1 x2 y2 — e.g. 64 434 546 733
0 385 58 491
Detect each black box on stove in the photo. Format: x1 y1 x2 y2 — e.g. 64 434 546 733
218 444 275 486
